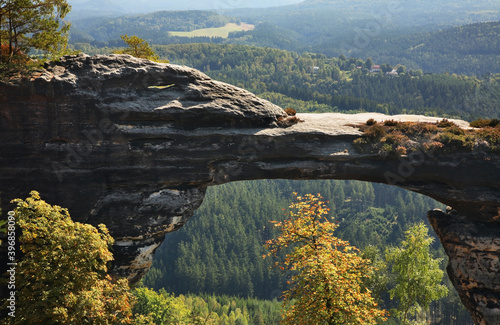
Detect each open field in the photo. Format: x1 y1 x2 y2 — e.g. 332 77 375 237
170 23 254 38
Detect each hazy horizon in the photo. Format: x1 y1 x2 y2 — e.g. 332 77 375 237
67 0 305 14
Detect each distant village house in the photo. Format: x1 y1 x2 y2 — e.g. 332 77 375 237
386 69 398 76
370 65 381 73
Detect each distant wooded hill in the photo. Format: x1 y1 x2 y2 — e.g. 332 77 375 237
69 10 240 42
69 5 500 75
151 43 500 120
229 0 500 29
339 21 500 75
228 20 500 75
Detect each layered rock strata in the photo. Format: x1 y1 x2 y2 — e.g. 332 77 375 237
1 54 499 323
429 210 500 325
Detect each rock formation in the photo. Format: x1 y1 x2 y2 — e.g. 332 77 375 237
1 54 499 324
429 210 500 325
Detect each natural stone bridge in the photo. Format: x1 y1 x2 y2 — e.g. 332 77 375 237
1 54 499 324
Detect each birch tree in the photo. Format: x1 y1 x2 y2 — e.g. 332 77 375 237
386 222 448 324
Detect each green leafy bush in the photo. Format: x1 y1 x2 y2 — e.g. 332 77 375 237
437 132 475 151
6 191 134 324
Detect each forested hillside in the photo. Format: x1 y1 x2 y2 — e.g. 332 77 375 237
153 44 500 120
67 3 500 75
145 180 441 298
70 10 239 43
226 20 500 75
231 0 500 29
350 21 500 75
226 0 500 74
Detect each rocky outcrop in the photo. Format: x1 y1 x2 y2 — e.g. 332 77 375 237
429 210 500 325
1 54 499 323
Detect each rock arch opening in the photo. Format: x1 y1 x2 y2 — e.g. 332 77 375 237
144 179 446 298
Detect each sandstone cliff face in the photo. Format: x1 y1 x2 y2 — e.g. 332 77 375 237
1 54 499 323
429 210 500 325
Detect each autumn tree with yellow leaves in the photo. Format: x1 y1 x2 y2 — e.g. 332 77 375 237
265 193 387 324
4 191 134 324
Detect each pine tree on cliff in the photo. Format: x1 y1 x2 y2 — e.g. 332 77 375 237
0 0 71 66
113 34 169 63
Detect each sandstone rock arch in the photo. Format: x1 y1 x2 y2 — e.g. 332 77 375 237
1 55 499 324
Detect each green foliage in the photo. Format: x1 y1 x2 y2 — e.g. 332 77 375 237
113 35 167 63
132 287 190 324
132 287 276 325
361 246 390 308
144 180 286 299
386 223 449 325
0 0 71 71
265 193 387 324
145 180 440 297
4 191 134 324
436 131 475 152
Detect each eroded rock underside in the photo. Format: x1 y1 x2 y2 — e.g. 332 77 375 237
1 54 499 324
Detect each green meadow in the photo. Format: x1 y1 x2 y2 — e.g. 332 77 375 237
170 23 254 38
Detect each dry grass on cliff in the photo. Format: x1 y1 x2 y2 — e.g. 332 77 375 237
354 118 500 156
